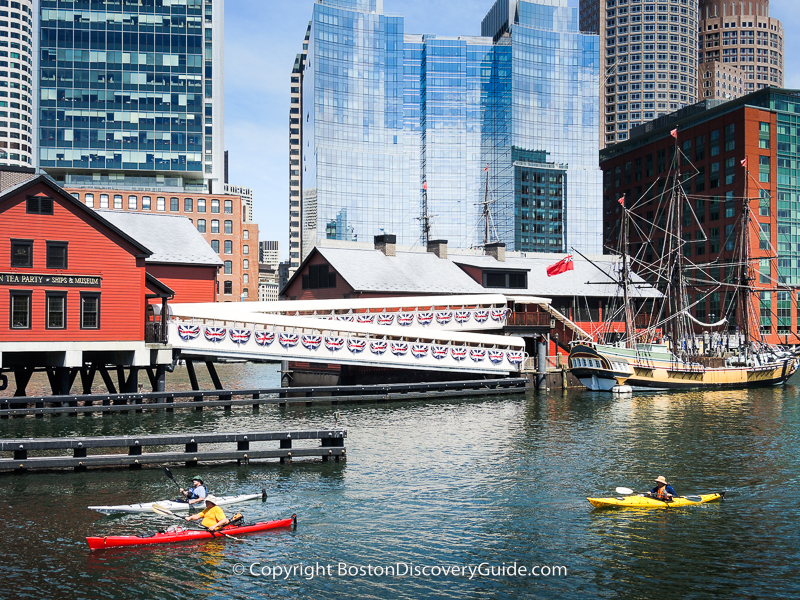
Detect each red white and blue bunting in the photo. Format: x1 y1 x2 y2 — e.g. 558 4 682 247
370 340 388 355
416 312 433 326
229 329 252 345
347 338 366 353
255 331 275 347
279 333 299 348
204 327 226 343
177 324 201 340
324 336 344 351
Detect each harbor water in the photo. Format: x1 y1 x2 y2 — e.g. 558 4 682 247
1 363 799 599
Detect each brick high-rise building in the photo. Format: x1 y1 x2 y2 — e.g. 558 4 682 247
66 188 258 303
600 88 800 345
697 0 783 101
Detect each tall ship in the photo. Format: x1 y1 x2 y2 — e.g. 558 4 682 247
569 144 799 391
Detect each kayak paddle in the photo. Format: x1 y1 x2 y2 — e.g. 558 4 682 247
164 467 183 494
616 487 705 502
151 504 245 542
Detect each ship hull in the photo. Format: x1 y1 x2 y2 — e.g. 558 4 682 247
569 343 799 392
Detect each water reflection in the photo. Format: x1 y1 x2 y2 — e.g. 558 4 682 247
2 368 800 598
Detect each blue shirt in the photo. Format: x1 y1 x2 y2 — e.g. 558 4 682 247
188 485 207 500
651 484 676 496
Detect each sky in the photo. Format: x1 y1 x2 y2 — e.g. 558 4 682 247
224 0 800 261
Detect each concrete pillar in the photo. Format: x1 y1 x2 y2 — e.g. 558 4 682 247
537 337 547 391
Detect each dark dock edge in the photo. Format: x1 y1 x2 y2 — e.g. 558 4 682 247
0 377 528 417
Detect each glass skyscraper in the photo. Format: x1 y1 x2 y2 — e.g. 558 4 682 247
299 0 601 255
37 0 224 192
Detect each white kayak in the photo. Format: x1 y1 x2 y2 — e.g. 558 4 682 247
88 490 266 514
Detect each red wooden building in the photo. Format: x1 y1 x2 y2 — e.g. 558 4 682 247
0 173 175 396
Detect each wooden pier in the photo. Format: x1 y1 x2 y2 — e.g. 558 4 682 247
0 429 346 472
0 377 527 417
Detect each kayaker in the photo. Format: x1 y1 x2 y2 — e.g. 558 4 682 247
649 475 676 501
180 476 207 505
185 495 230 530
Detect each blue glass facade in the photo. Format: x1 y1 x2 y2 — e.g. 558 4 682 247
301 0 601 254
38 0 223 192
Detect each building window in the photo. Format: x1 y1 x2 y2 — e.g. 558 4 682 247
243 245 249 255
224 281 233 295
759 155 770 182
211 199 220 213
46 292 67 329
198 199 206 213
224 240 233 254
224 199 233 214
170 197 179 212
211 219 219 233
778 291 791 335
184 198 194 212
760 223 771 250
242 288 249 298
142 196 152 210
243 259 249 269
759 258 771 284
100 194 109 209
759 121 771 149
302 264 337 289
243 229 249 240
224 260 232 274
224 220 233 234
114 195 123 209
128 195 137 210
759 190 770 216
10 239 33 268
80 293 101 329
197 219 206 233
26 196 54 214
10 290 31 329
156 197 166 212
211 240 219 253
46 242 68 269
482 270 528 289
243 274 249 284
724 123 735 152
85 193 94 208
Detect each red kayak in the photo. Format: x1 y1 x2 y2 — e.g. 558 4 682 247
87 515 296 550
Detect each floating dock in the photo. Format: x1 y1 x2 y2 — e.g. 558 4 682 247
0 429 346 472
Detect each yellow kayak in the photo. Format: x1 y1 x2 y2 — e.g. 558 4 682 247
587 492 724 509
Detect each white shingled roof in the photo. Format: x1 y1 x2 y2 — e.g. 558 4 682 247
317 247 486 294
450 253 662 299
98 211 223 267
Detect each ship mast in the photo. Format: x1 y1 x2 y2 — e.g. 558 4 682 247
621 195 635 346
737 155 754 346
421 180 431 245
483 164 490 246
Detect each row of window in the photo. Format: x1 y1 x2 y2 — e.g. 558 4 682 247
10 239 67 269
84 194 233 214
193 219 233 234
9 290 99 330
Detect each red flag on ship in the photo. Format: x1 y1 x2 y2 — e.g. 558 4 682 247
670 128 678 138
618 196 625 206
422 181 427 190
484 164 489 172
546 255 574 277
740 157 748 168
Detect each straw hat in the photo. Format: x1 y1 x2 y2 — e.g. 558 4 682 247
204 495 219 505
654 475 668 485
